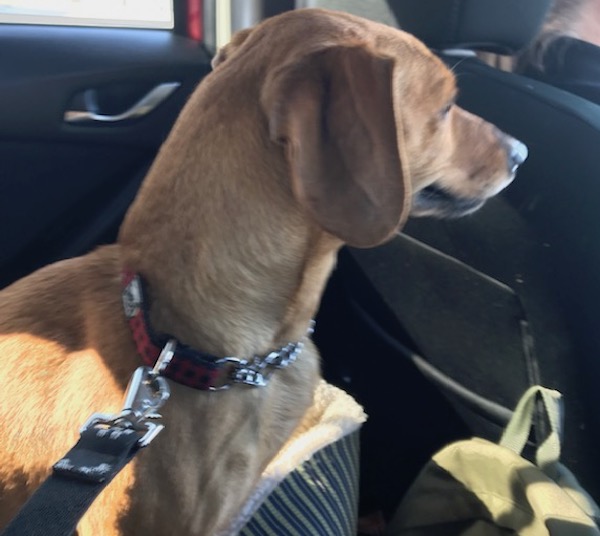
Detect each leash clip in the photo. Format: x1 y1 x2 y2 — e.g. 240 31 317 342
122 339 176 421
81 342 173 447
121 365 171 423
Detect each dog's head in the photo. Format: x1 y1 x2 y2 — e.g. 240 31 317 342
212 9 527 248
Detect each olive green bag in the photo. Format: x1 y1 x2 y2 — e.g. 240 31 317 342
387 386 600 536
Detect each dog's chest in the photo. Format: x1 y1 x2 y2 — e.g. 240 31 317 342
121 369 317 535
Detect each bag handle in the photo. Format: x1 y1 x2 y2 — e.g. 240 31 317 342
499 385 564 478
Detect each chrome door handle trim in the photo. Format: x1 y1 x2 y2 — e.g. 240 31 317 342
64 82 181 124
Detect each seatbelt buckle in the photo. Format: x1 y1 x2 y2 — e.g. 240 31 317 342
81 413 165 449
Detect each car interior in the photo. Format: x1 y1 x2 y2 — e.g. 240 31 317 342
307 0 600 518
1 0 599 526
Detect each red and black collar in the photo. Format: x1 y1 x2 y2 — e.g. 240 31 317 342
121 270 314 391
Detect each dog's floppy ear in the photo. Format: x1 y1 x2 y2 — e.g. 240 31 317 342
263 45 410 247
211 28 253 69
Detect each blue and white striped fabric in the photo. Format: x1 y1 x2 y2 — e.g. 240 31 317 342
240 430 360 535
219 381 366 536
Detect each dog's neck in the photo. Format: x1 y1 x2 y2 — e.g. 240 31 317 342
118 90 340 360
119 213 337 361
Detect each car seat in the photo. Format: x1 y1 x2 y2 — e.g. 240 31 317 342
309 0 600 516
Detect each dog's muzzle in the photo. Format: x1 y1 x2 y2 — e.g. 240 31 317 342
410 135 529 219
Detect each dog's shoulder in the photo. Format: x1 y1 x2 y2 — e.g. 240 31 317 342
0 245 123 344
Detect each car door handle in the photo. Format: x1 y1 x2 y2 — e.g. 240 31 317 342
64 82 181 124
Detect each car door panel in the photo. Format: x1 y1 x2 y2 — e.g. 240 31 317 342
0 25 212 288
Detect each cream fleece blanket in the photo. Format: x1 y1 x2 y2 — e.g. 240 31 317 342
218 380 367 535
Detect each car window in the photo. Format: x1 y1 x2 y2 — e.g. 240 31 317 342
0 0 173 29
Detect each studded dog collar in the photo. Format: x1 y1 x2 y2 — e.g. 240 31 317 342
121 270 314 391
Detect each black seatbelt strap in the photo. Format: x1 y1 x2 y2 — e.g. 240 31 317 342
1 426 142 536
1 359 172 536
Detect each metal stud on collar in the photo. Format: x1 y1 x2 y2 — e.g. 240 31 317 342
209 320 315 390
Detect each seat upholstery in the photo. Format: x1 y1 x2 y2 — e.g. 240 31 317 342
387 0 552 53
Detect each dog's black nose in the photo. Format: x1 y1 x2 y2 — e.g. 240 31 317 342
507 138 528 173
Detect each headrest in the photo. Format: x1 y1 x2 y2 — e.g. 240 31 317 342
387 0 553 55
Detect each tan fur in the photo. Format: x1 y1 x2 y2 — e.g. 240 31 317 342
0 9 521 535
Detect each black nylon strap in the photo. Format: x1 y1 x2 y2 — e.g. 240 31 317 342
1 426 141 536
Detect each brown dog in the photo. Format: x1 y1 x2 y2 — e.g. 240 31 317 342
0 8 526 535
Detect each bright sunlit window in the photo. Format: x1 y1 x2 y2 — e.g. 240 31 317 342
0 0 173 29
